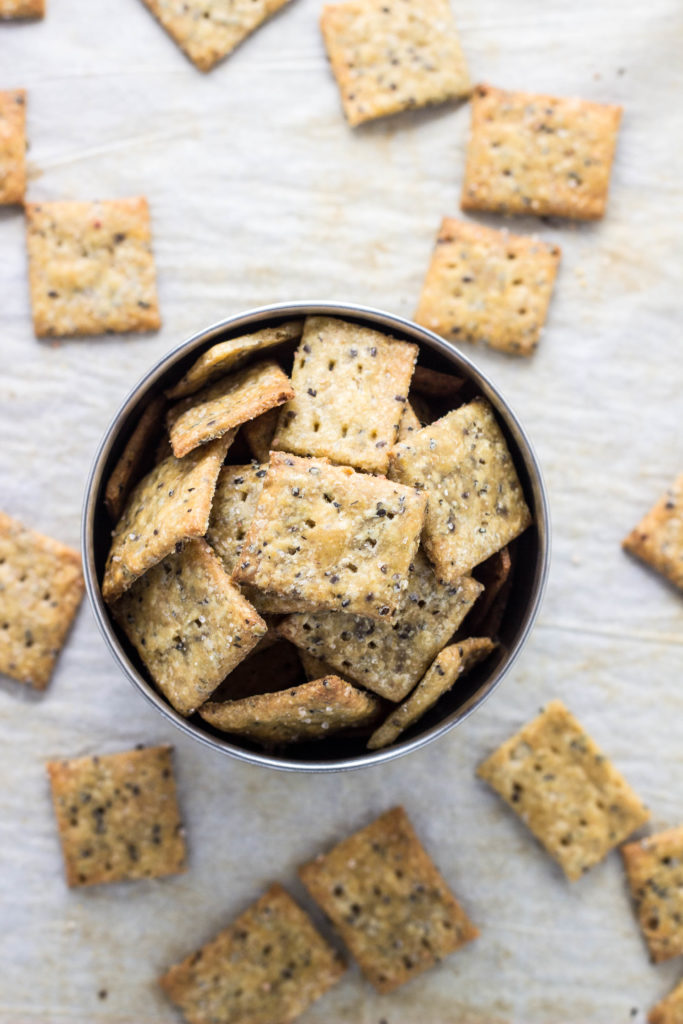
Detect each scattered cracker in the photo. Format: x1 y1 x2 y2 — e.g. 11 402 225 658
234 452 426 620
160 883 345 1024
102 434 231 603
368 637 495 749
0 0 43 17
141 0 294 72
622 473 683 591
206 462 267 575
390 397 532 580
0 90 26 205
114 539 266 716
414 218 561 356
0 512 84 690
320 0 470 127
649 981 683 1024
461 84 622 220
622 827 683 963
200 675 381 746
271 316 417 474
207 637 304 703
104 396 166 522
277 551 482 701
47 745 186 887
477 700 650 881
25 197 161 338
411 365 465 398
467 546 513 636
300 806 477 993
167 361 294 459
243 406 280 462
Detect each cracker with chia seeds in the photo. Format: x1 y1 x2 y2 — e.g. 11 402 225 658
397 402 423 441
206 462 267 575
461 84 622 220
0 0 43 17
622 827 683 963
300 806 477 993
104 396 166 522
649 981 683 1024
160 883 345 1024
622 473 683 591
477 700 650 881
368 637 495 749
141 0 294 72
271 316 417 475
102 434 231 603
0 512 84 690
207 637 305 703
390 397 532 581
415 219 561 357
167 361 294 459
47 745 186 887
200 675 381 746
299 649 342 682
25 197 161 338
320 0 470 127
242 406 280 463
277 551 482 701
0 90 26 205
114 539 266 716
233 452 426 620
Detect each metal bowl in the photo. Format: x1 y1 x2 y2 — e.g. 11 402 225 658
82 302 550 772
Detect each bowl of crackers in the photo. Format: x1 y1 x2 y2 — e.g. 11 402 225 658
82 302 549 771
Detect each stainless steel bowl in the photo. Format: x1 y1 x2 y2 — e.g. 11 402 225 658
82 302 550 772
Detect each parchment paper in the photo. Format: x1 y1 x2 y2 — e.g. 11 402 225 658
1 1 682 1021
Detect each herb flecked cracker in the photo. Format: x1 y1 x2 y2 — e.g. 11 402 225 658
233 452 426 620
243 406 280 462
622 473 683 591
206 462 267 575
414 218 561 357
390 397 532 581
0 90 26 205
271 316 417 474
461 84 622 220
0 512 84 690
649 981 683 1024
622 827 683 963
102 434 231 603
300 806 478 993
141 0 293 72
0 0 43 17
368 637 495 749
114 539 266 716
320 0 470 127
277 551 482 701
47 745 186 887
25 197 161 338
105 396 166 522
200 675 381 746
477 700 650 881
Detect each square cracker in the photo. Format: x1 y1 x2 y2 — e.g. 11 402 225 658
477 700 650 881
25 197 161 338
390 397 532 581
461 84 622 220
0 0 43 16
414 218 561 357
200 675 381 746
0 512 84 690
622 473 683 591
168 360 294 459
649 981 683 1024
102 433 231 603
114 539 266 716
104 396 166 522
206 462 267 575
320 0 470 127
277 551 482 701
0 90 26 205
160 883 345 1024
299 806 478 993
368 637 495 749
243 406 279 462
233 452 426 620
271 316 418 475
47 745 186 887
141 0 293 72
622 826 683 963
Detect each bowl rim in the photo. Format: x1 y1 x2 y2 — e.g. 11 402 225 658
82 300 551 773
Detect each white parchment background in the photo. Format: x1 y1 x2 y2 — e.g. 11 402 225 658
1 1 682 1021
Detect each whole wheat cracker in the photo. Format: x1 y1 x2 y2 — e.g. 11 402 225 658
649 981 683 1024
271 316 418 474
47 745 186 887
0 90 26 205
0 512 84 690
0 0 43 17
397 401 422 441
299 649 342 682
242 406 280 462
622 826 683 963
206 462 267 575
622 473 683 591
104 396 166 522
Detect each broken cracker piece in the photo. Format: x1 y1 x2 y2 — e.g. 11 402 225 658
477 700 650 881
649 981 683 1024
300 806 478 993
622 473 683 591
47 745 186 887
243 406 280 462
397 402 423 441
0 90 26 205
466 545 513 636
206 462 267 575
622 826 683 963
104 396 166 522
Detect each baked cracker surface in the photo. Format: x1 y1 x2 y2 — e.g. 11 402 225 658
243 406 280 462
622 826 683 963
0 0 44 17
622 473 683 591
206 462 267 575
0 90 26 204
649 981 683 1024
104 396 166 522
